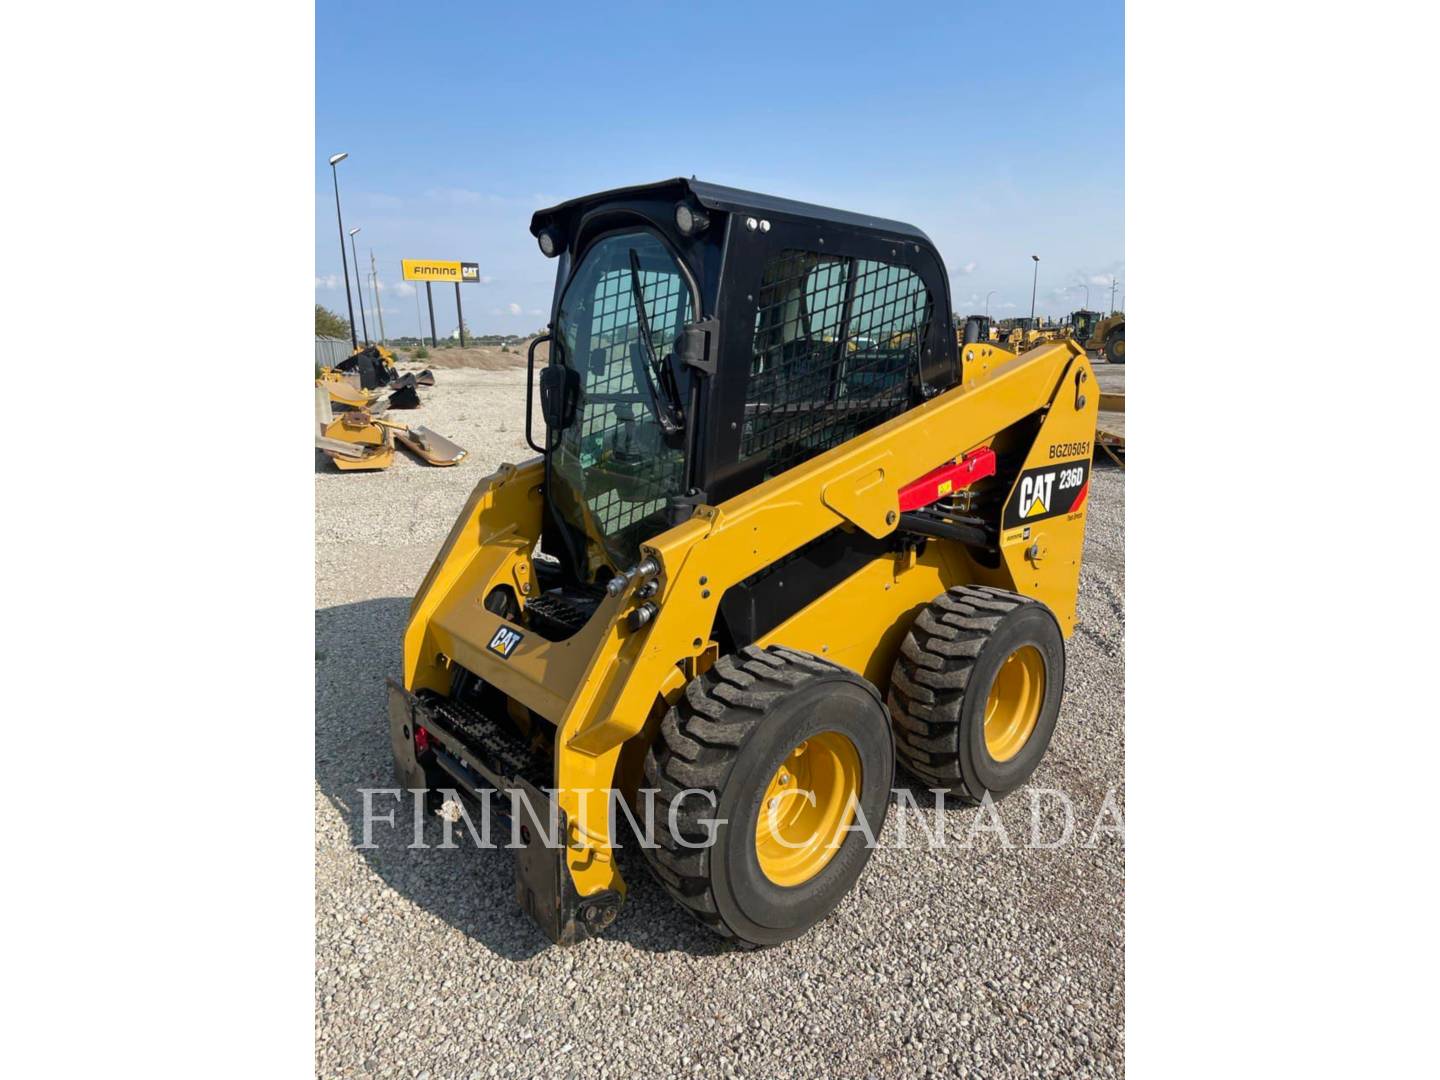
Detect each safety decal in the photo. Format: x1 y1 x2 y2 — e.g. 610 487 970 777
1002 460 1090 529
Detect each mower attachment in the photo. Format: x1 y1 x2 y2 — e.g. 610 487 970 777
386 680 622 945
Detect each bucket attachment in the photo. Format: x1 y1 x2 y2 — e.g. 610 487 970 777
318 369 383 411
395 425 467 467
414 369 436 386
388 382 422 409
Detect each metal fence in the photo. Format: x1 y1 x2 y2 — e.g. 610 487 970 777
315 336 351 368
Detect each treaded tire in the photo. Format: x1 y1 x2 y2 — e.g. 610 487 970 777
1106 327 1125 364
641 645 893 947
888 585 1064 804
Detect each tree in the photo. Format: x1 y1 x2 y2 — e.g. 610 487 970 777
315 304 351 340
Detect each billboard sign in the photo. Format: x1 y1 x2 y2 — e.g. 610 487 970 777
401 259 480 283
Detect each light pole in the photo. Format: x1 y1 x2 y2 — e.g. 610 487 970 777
985 290 996 318
1029 255 1040 325
1081 284 1090 309
349 227 369 345
328 153 357 349
1111 276 1119 314
369 248 386 345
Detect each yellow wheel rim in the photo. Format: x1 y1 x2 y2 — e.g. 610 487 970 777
1112 337 1125 359
754 731 861 887
984 645 1045 762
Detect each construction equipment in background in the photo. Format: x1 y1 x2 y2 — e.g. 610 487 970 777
1094 312 1124 364
1067 309 1125 364
314 384 467 470
958 314 998 346
995 316 1061 352
389 178 1099 947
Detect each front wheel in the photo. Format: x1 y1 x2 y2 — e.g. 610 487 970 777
1106 327 1125 364
642 646 894 946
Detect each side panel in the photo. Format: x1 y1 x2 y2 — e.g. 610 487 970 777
403 458 546 695
996 354 1099 636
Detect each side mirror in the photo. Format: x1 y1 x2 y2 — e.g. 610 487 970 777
539 363 580 434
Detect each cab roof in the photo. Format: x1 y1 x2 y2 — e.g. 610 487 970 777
530 177 935 248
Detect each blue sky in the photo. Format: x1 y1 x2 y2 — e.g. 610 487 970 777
317 1 1123 338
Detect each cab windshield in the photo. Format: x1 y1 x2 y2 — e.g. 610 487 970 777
550 229 694 573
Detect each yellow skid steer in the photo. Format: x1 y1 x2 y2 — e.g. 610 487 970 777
388 180 1098 946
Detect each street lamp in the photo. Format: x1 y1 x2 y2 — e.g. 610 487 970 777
1081 284 1090 309
328 152 358 349
985 290 996 318
349 227 369 346
1029 255 1040 325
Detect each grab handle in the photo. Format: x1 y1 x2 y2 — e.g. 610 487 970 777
525 332 554 454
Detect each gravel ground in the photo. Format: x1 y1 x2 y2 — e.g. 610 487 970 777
316 360 1125 1079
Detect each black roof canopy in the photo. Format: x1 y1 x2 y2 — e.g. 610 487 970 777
530 177 935 248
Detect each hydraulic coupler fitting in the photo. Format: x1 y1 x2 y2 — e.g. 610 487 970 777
606 555 660 597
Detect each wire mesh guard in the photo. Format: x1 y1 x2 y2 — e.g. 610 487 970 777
744 250 932 479
556 233 690 559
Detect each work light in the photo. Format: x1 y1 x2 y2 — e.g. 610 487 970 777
537 228 562 257
675 202 710 237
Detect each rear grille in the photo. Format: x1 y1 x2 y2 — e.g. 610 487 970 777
524 589 601 641
417 689 551 790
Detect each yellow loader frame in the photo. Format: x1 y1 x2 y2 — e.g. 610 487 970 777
391 338 1097 937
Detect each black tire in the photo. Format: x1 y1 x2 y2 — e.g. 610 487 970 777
888 585 1064 804
1105 327 1125 364
642 645 893 947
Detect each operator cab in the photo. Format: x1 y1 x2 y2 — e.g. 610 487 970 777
522 178 959 638
1069 309 1103 342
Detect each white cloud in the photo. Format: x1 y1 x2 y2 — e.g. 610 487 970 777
507 302 522 316
315 274 340 289
960 261 977 274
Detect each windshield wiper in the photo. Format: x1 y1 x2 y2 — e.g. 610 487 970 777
627 248 685 436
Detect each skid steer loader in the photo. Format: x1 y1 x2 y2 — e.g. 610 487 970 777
388 179 1097 946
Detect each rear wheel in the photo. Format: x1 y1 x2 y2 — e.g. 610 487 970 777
642 645 893 946
1106 327 1125 364
888 585 1064 804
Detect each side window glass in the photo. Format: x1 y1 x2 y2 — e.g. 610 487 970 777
744 250 930 478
